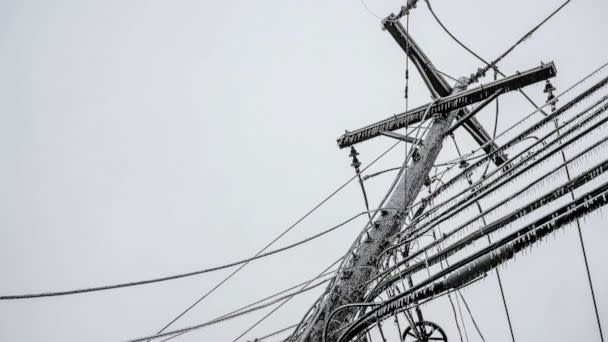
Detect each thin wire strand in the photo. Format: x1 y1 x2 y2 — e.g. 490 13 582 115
0 210 374 300
359 0 383 20
554 116 605 342
424 0 573 114
148 141 401 337
157 272 337 342
486 0 573 74
457 291 486 342
127 258 342 342
255 324 298 341
230 258 342 342
149 279 330 342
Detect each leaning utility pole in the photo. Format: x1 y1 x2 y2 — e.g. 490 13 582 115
299 9 556 342
305 80 468 342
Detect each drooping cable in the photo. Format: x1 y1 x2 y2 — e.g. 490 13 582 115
476 201 517 342
366 142 608 298
126 258 342 342
0 210 374 300
254 324 298 341
149 141 401 337
338 180 608 342
423 0 552 115
455 294 470 342
432 63 608 169
552 105 605 342
447 282 465 342
157 272 336 342
463 82 516 341
405 92 608 241
134 278 330 342
359 0 383 20
457 291 486 342
484 0 573 77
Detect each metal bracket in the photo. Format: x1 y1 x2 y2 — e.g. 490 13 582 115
379 131 424 145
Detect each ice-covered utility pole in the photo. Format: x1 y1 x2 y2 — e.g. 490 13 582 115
298 11 556 342
303 78 468 342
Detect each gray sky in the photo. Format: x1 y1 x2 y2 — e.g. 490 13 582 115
1 0 607 341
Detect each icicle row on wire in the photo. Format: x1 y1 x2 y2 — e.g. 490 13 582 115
341 182 608 342
369 138 608 298
418 94 608 228
405 99 608 244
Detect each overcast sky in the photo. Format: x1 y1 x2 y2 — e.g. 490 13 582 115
1 0 607 341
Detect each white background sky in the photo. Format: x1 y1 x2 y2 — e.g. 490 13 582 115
1 0 607 341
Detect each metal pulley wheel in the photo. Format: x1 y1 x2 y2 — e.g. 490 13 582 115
402 321 447 342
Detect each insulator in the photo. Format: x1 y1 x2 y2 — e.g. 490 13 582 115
543 80 556 93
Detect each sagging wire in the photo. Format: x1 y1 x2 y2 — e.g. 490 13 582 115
119 141 403 341
475 0 573 84
447 284 465 342
151 279 330 342
455 293 470 342
359 0 383 20
430 61 608 171
339 182 608 342
158 271 336 342
133 257 342 342
0 209 385 301
405 92 608 241
470 72 516 341
457 291 486 342
298 52 605 342
434 96 608 225
365 146 608 299
354 274 488 342
474 200 517 342
150 139 404 339
402 110 608 270
423 0 565 116
251 324 298 342
548 82 605 342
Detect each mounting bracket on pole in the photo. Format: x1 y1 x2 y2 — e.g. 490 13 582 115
379 131 424 145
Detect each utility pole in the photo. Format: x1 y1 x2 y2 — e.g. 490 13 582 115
298 11 556 342
305 78 469 342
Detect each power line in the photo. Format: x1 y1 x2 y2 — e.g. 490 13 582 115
254 324 299 341
424 0 573 114
150 141 402 337
359 0 383 20
124 268 336 342
457 291 486 342
156 272 337 342
414 62 608 214
0 210 376 300
484 0 573 76
1 141 401 302
128 258 343 342
553 114 605 342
